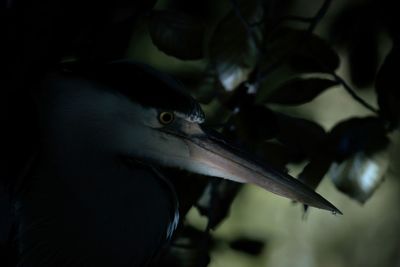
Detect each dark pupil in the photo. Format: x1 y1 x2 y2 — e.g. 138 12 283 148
162 113 172 123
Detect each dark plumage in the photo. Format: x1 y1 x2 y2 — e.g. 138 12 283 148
67 60 205 123
2 61 340 267
3 61 182 266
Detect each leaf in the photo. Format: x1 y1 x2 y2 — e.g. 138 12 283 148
258 141 291 171
264 77 338 105
328 4 361 46
330 150 389 203
299 156 333 190
164 225 212 267
328 4 379 88
221 83 256 110
166 0 216 19
232 109 327 163
275 113 327 160
171 68 222 105
162 168 209 215
255 64 298 104
229 237 265 256
347 25 379 88
232 105 278 143
194 74 223 105
208 0 262 91
297 155 333 213
262 27 340 73
327 117 389 162
196 179 242 230
148 9 205 60
375 44 400 129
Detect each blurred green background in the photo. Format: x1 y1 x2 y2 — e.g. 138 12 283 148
188 86 400 267
126 0 400 266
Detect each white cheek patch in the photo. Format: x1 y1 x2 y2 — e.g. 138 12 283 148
119 101 161 128
181 161 247 183
175 112 204 124
183 142 247 183
120 123 191 167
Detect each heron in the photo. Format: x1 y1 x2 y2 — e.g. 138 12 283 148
1 60 340 266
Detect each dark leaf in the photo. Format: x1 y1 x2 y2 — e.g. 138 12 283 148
297 153 333 214
330 150 388 204
262 1 291 20
154 225 212 267
166 0 217 19
275 113 327 160
196 179 242 230
265 77 338 105
256 65 298 103
148 10 205 60
163 168 209 216
291 34 340 73
171 68 221 105
328 117 389 162
229 237 265 256
209 0 262 90
194 74 223 105
328 4 380 88
221 106 290 171
375 44 400 129
221 83 256 110
347 24 379 88
328 4 361 47
378 0 397 35
299 156 333 190
232 105 277 143
262 28 340 73
258 142 291 171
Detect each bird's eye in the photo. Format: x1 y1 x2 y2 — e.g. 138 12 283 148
159 112 175 125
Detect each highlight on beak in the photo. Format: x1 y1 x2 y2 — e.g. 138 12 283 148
162 121 342 215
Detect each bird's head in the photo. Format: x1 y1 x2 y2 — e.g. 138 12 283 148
45 60 340 214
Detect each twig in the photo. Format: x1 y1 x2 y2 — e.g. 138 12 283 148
256 0 377 113
228 0 377 114
258 0 333 81
331 72 379 113
268 0 332 29
307 0 332 33
229 0 262 50
229 0 251 29
280 2 375 113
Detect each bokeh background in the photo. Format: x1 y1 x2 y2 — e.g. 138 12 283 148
127 0 400 266
4 0 399 266
188 89 400 267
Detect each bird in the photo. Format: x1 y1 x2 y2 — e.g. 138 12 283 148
1 60 341 266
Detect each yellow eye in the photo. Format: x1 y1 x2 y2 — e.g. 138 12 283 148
159 111 175 125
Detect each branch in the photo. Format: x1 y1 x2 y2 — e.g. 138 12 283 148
254 0 332 29
258 0 333 81
274 0 332 29
229 0 251 29
307 0 332 33
229 0 262 50
331 72 379 114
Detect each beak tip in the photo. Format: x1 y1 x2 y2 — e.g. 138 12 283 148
333 207 343 215
323 202 342 215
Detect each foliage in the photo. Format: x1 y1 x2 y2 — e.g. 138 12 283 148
4 0 398 266
143 0 396 263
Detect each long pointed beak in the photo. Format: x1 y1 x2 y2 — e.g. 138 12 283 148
162 122 341 214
